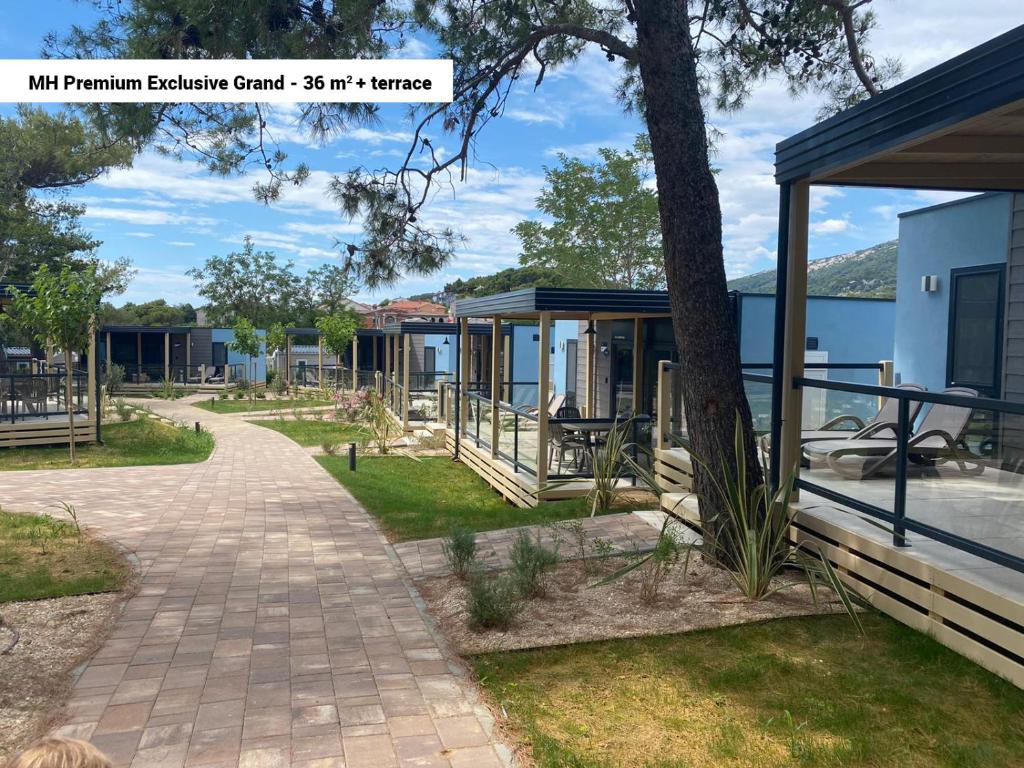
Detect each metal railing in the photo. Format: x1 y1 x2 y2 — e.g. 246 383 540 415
1 372 89 423
495 400 540 475
792 377 1024 574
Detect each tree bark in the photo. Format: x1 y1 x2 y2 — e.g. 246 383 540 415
633 0 764 548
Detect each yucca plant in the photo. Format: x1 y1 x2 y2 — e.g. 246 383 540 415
691 418 862 631
362 388 400 454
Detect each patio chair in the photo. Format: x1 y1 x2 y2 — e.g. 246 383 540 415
206 366 225 384
800 383 927 443
803 387 982 479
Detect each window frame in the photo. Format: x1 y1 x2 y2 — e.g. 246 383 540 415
946 262 1006 397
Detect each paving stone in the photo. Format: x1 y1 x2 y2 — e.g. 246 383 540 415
0 398 507 768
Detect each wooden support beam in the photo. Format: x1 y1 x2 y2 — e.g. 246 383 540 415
585 321 596 417
318 337 323 387
164 331 170 383
490 317 501 458
105 332 112 369
186 330 191 372
879 359 894 410
352 335 359 391
136 332 142 380
459 319 471 437
402 334 411 430
779 182 810 494
87 321 98 426
537 313 551 487
632 318 643 415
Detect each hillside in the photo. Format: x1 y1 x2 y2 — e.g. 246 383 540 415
728 240 897 298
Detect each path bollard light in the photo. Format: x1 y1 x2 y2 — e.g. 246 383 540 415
349 442 357 472
195 421 201 434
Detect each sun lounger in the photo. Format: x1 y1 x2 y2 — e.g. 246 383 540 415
800 383 926 443
803 387 982 479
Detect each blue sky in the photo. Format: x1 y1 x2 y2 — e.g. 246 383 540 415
3 3 1022 306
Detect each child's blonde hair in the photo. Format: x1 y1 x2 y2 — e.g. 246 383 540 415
5 738 111 768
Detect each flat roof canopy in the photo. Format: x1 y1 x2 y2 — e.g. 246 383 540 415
382 321 503 336
776 24 1024 191
101 325 192 334
285 327 383 336
454 287 672 320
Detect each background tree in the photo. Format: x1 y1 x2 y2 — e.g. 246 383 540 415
515 135 664 290
316 312 360 392
264 322 287 384
228 317 262 405
8 265 105 464
187 238 301 328
61 0 894 549
0 106 134 284
301 264 361 321
100 299 198 327
443 265 571 299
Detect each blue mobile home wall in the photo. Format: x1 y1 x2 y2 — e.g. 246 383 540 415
508 321 577 406
894 193 1012 394
737 293 895 385
212 327 267 382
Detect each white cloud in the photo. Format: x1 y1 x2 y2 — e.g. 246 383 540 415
504 108 565 128
83 205 220 229
810 218 851 236
167 241 196 247
123 231 155 238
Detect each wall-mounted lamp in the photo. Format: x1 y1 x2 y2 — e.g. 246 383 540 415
599 342 610 358
921 275 940 293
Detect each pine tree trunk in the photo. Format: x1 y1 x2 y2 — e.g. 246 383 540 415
633 0 764 551
65 347 76 465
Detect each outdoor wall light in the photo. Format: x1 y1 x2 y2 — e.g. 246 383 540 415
600 342 610 357
921 275 940 293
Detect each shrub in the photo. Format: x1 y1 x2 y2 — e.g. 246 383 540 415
509 531 559 598
635 533 686 604
361 388 399 454
113 399 133 422
466 572 522 631
219 392 228 400
255 390 266 399
102 363 125 396
322 441 339 456
442 527 477 580
234 390 244 399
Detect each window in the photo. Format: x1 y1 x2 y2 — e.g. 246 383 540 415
947 264 1005 396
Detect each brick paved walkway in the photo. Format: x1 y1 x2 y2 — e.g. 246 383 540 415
394 513 663 580
0 400 508 768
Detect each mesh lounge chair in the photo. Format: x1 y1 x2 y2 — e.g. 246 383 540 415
800 383 927 443
804 387 982 479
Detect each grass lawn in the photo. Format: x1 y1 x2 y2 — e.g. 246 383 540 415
194 398 331 414
474 613 1024 768
254 417 369 447
0 511 131 602
317 454 617 542
0 417 214 471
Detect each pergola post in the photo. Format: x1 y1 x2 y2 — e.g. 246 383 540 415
459 318 471 437
105 331 112 371
286 335 293 384
164 331 170 382
317 336 323 388
352 335 359 391
402 333 411 431
136 332 142 382
879 359 894 410
632 318 643 415
537 312 551 487
490 317 501 457
778 182 810 495
186 330 191 378
585 322 596 417
372 335 378 374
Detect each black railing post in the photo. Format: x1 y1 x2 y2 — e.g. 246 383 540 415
894 396 910 547
513 413 519 472
769 181 792 492
10 375 16 423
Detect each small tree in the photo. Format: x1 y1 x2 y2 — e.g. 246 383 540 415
265 322 286 387
316 311 360 396
228 317 262 406
9 265 104 464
